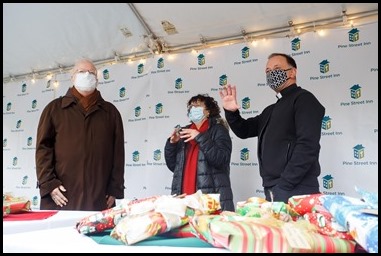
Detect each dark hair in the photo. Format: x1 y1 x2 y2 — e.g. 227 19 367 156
268 53 297 69
187 94 220 117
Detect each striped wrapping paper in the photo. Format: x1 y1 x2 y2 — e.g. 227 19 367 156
190 214 355 253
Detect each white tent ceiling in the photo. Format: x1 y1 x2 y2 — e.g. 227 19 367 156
3 3 378 83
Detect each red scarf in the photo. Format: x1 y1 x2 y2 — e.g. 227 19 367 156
182 119 209 195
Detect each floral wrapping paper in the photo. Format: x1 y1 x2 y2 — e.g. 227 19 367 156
76 191 221 245
109 192 221 245
76 196 159 234
288 193 325 215
236 197 299 221
288 194 353 240
303 211 353 240
110 211 188 245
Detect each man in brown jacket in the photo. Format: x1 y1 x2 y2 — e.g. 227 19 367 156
35 59 125 211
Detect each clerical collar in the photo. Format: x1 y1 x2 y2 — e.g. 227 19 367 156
276 92 282 99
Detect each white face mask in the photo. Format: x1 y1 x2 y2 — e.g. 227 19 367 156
188 106 205 123
74 72 97 92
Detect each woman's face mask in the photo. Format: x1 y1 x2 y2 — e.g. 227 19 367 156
188 106 205 123
266 68 291 91
74 72 97 92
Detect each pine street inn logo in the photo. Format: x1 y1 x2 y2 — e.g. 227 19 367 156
42 79 54 93
167 77 190 95
290 37 311 56
98 69 115 85
231 148 258 167
6 156 21 170
4 102 15 115
27 99 39 113
3 138 11 151
321 115 343 136
22 136 36 150
146 149 166 167
322 174 334 190
41 79 54 93
339 84 374 107
209 74 229 93
309 59 341 81
131 63 149 79
240 96 259 115
126 150 146 168
112 86 129 103
189 53 213 71
11 119 24 132
233 46 259 65
151 57 171 74
233 47 264 87
337 28 372 49
219 74 227 87
17 82 29 96
342 144 378 167
148 103 170 120
133 151 140 162
17 175 32 189
32 196 39 207
127 106 147 123
321 174 346 196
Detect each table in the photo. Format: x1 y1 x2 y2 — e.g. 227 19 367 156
3 210 98 235
3 226 229 253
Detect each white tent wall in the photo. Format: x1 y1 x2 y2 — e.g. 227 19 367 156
3 22 378 209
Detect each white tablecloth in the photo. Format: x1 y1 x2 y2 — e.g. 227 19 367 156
3 226 229 253
3 210 97 235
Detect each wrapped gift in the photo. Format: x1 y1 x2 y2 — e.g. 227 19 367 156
3 193 31 216
76 196 159 234
288 193 325 216
109 191 221 245
110 210 188 245
320 194 378 253
188 212 355 253
208 217 355 253
303 211 353 240
236 197 299 221
188 213 238 248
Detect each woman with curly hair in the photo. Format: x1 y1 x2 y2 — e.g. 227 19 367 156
164 94 234 211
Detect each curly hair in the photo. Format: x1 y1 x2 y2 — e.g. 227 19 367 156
187 94 220 117
187 94 229 130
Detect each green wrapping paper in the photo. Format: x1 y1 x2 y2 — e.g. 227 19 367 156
89 229 214 247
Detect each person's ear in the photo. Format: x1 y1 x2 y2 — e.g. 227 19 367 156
290 68 297 79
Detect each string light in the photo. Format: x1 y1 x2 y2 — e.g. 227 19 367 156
31 72 36 84
3 9 377 84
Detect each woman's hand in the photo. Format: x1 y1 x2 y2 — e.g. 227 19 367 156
179 128 200 143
